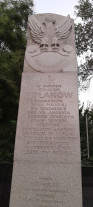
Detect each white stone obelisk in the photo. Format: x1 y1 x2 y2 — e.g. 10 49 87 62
9 14 83 207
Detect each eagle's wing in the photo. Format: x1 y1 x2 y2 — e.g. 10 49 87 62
28 15 45 44
55 15 72 40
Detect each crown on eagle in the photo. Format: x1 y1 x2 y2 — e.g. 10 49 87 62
45 15 56 24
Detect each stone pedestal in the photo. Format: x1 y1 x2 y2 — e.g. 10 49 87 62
9 14 83 207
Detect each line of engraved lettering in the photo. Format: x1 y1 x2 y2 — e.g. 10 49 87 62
23 127 75 133
26 140 70 145
50 110 68 115
51 115 74 119
48 118 67 122
26 145 72 151
50 99 63 102
36 122 63 127
38 206 52 207
39 177 53 180
27 113 74 119
39 88 61 92
27 198 39 202
29 107 38 110
29 119 46 123
40 199 63 204
28 118 68 123
40 92 73 99
27 110 69 116
40 107 66 110
26 150 38 154
25 149 72 155
26 138 76 143
45 103 64 107
40 181 61 187
23 127 51 131
28 137 71 141
26 146 72 151
33 100 64 103
50 113 70 118
32 188 67 193
50 110 66 114
53 150 72 154
25 149 73 155
37 85 62 88
32 99 64 104
28 115 47 119
25 144 73 149
36 193 54 198
26 132 45 136
54 127 74 131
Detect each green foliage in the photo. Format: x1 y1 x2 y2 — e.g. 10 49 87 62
0 0 33 162
74 0 93 83
0 0 33 51
75 0 93 166
0 121 17 162
79 106 93 166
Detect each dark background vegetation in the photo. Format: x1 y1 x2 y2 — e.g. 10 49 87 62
0 0 93 167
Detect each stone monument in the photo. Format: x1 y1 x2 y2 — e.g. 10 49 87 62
9 14 83 207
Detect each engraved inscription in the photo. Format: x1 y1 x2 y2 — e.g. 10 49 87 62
26 176 68 207
22 84 77 160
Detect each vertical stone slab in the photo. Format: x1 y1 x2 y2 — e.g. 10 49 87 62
9 14 83 207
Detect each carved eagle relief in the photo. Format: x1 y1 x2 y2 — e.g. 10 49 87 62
28 15 45 44
26 14 75 73
28 14 72 51
55 15 72 39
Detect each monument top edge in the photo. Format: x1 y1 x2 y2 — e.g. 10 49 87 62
29 13 74 20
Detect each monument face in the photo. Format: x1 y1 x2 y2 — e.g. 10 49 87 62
9 14 83 207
